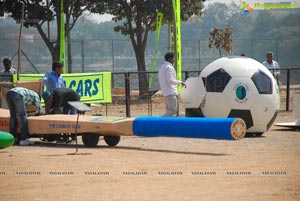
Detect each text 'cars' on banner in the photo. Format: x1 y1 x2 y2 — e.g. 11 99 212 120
13 72 112 104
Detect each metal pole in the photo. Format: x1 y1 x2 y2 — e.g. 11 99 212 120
112 39 115 72
172 0 177 66
75 113 80 153
275 39 279 62
199 39 201 71
286 69 290 111
185 71 190 80
167 24 171 51
21 49 39 73
17 2 25 80
81 40 84 73
125 72 131 117
251 39 254 58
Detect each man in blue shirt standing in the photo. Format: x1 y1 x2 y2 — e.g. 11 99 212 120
43 61 65 91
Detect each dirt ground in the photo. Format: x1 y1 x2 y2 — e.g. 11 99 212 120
0 111 299 201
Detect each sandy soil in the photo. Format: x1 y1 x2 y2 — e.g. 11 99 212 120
0 111 299 201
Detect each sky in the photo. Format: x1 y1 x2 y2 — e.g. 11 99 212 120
85 13 113 23
85 0 300 23
205 0 240 5
85 0 241 23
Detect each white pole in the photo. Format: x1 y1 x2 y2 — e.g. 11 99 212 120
17 3 25 81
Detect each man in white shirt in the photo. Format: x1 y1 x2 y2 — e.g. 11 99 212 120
0 58 17 82
158 52 186 117
262 52 280 79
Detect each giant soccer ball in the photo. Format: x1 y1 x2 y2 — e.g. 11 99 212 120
180 56 280 136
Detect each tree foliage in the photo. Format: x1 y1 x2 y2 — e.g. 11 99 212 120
91 0 204 55
90 0 205 93
209 25 233 57
2 0 93 68
1 2 300 72
0 1 6 17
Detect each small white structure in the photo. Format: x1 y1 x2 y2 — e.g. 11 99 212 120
275 91 300 129
181 56 280 135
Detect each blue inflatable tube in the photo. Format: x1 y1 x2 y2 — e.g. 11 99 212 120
132 116 246 140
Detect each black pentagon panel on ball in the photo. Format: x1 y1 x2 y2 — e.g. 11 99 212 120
251 70 273 94
205 68 232 92
228 109 254 129
185 108 204 117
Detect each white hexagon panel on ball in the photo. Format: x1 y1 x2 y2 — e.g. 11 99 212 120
181 77 206 117
180 77 206 108
195 56 280 136
200 92 232 117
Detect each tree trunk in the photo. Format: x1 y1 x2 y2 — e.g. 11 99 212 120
51 45 60 63
134 46 149 98
128 13 149 98
35 23 60 64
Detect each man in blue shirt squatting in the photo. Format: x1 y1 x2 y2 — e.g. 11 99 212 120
42 61 77 142
43 61 65 114
42 61 76 115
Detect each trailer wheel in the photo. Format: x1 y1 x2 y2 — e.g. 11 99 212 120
82 133 100 147
42 134 60 142
104 135 120 146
